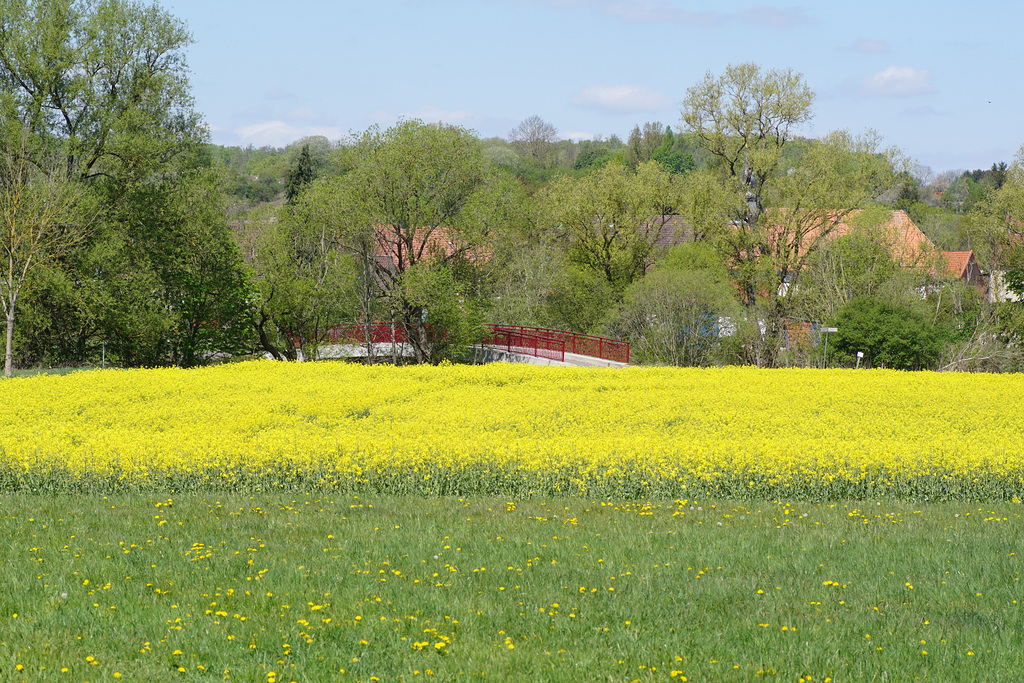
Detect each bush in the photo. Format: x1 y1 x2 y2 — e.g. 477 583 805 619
832 296 942 370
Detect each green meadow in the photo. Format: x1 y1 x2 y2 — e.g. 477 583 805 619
1 494 1020 682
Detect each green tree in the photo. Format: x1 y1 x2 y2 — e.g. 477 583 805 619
652 126 695 175
625 122 665 168
962 144 1024 302
0 0 205 182
610 242 736 366
0 137 90 375
539 160 682 294
792 209 908 323
680 63 901 366
544 265 617 334
285 143 318 205
304 120 515 364
832 296 942 370
100 164 255 367
0 0 240 369
243 201 358 363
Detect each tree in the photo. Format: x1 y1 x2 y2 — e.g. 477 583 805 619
92 160 255 367
652 127 695 175
680 63 901 366
791 208 910 323
0 0 235 369
962 144 1024 302
0 0 205 183
0 139 90 375
832 296 942 370
539 160 682 294
508 115 558 167
309 120 518 363
609 242 737 366
285 143 318 204
243 202 358 362
625 122 666 167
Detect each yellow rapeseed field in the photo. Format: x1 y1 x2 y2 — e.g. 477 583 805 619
1 361 1022 499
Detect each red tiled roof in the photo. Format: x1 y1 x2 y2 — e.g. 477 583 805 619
940 251 974 279
371 225 490 273
802 209 935 267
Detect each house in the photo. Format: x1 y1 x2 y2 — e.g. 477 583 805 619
939 250 985 290
649 209 984 289
369 224 490 279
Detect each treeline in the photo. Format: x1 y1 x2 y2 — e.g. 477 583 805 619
3 1 1024 373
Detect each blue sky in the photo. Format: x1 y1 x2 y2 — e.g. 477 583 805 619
165 0 1022 174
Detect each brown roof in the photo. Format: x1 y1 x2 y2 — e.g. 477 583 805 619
791 209 935 267
941 251 973 278
651 215 695 250
371 225 490 273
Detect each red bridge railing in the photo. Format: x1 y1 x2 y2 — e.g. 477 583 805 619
487 325 629 364
321 323 629 364
483 327 565 362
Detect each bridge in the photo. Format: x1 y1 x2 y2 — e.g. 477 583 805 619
321 323 629 367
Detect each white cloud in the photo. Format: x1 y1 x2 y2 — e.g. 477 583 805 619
570 84 673 113
233 121 345 148
857 66 937 97
560 129 595 142
847 38 889 54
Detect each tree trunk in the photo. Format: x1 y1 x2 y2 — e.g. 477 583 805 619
5 305 15 378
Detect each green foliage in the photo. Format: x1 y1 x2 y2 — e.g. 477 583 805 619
681 61 902 367
572 144 615 172
651 127 695 175
832 296 942 370
540 160 682 294
319 120 513 363
284 143 318 204
102 166 256 366
610 243 736 366
544 265 617 333
793 222 906 323
0 0 206 182
400 259 487 362
245 197 360 362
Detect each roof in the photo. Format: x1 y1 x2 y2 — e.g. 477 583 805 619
940 250 975 279
371 224 490 273
799 209 936 267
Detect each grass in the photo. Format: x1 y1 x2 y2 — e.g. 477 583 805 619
6 365 98 378
1 494 1021 682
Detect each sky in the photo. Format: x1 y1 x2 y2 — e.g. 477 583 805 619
164 0 1023 175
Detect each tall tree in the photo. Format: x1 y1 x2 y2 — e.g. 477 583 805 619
0 137 90 375
680 63 900 366
0 0 205 183
285 143 318 205
539 160 682 294
964 144 1024 302
508 115 558 167
0 0 218 368
625 122 666 167
243 202 358 363
303 120 519 364
681 64 814 298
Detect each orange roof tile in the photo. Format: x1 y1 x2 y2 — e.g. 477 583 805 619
940 251 974 279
